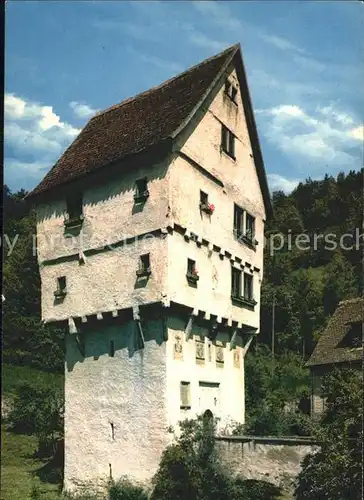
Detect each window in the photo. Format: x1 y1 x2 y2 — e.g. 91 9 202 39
233 204 244 238
224 79 238 104
199 191 214 214
54 276 67 299
136 253 151 277
245 213 255 242
337 322 362 348
200 190 208 206
231 267 242 298
180 381 191 409
109 340 115 357
186 258 199 285
221 125 235 159
134 177 149 202
65 192 83 227
233 205 256 247
244 273 253 301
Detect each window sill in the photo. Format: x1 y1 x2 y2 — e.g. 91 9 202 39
234 232 258 250
136 269 151 278
231 295 257 308
220 147 236 162
134 191 149 203
186 273 199 285
223 91 238 107
199 203 214 215
64 215 84 229
54 291 67 299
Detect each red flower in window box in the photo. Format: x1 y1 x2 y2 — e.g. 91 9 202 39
192 267 199 276
208 203 215 214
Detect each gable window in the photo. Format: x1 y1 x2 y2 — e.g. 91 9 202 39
244 273 253 301
180 381 191 409
65 192 84 228
134 177 149 203
233 204 244 239
54 276 67 299
224 79 238 104
221 124 235 159
231 267 242 299
186 258 199 285
136 253 151 277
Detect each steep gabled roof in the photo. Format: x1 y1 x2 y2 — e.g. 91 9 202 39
306 297 364 368
27 44 272 217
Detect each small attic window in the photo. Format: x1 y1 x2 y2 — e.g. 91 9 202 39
134 177 149 203
54 276 67 299
221 125 236 159
136 253 151 278
65 192 84 227
224 78 238 104
337 322 362 349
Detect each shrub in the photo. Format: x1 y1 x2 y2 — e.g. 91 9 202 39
108 478 148 500
233 478 282 499
151 416 235 500
8 382 64 458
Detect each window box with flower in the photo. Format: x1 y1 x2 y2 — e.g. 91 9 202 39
200 202 215 215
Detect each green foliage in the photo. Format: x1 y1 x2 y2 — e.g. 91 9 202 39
151 416 283 499
261 170 361 359
233 478 283 499
3 186 64 373
8 381 64 459
152 416 235 500
295 369 363 499
108 478 148 500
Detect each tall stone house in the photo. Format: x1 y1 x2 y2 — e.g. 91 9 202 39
306 297 363 416
27 44 272 490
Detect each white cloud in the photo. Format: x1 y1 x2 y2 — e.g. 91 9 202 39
267 174 299 194
257 103 362 170
259 34 305 54
317 105 354 126
69 101 99 119
4 93 80 191
348 125 364 141
192 1 242 31
187 31 227 52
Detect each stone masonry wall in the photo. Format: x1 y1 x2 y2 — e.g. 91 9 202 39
216 437 319 494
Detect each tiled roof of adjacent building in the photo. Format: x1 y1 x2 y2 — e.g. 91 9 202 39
306 297 364 368
27 44 272 217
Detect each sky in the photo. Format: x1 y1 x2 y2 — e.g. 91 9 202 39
4 0 364 194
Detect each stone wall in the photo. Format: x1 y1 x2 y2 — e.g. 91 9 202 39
216 436 319 494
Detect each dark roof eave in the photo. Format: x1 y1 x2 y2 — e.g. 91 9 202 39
25 138 173 204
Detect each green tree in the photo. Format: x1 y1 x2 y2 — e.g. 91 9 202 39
295 369 363 499
322 250 358 316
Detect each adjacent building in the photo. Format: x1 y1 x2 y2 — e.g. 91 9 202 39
306 297 363 416
27 44 272 490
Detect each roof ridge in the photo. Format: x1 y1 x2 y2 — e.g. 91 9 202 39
92 44 239 120
338 297 364 306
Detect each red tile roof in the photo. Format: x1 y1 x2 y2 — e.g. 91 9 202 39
28 45 237 198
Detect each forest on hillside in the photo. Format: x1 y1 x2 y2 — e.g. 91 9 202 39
2 170 363 426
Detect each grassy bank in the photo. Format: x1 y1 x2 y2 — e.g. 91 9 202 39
1 364 64 500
